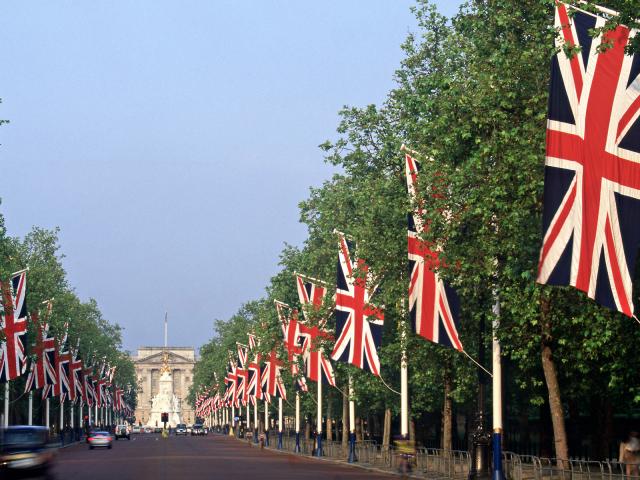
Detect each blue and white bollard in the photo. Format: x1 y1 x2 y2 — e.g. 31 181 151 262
348 432 356 463
315 432 323 457
294 431 301 452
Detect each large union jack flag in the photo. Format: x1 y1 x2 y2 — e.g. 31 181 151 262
52 325 71 402
0 270 28 382
260 349 286 401
296 275 336 385
275 301 308 392
68 343 84 403
330 232 384 376
538 3 640 317
24 309 57 392
247 333 262 400
405 152 463 350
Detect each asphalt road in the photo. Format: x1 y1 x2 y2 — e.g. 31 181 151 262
50 433 395 480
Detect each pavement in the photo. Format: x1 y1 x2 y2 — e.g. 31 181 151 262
49 432 396 480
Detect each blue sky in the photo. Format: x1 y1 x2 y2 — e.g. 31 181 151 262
0 1 461 352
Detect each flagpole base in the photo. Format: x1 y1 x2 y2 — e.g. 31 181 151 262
254 429 259 444
265 430 269 447
492 431 503 480
315 433 323 457
277 431 283 450
294 432 300 452
348 432 357 463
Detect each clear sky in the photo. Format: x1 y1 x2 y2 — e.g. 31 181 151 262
0 1 461 352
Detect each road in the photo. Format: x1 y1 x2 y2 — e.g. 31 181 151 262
50 433 394 480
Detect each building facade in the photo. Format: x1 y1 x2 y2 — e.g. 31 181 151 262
131 347 196 426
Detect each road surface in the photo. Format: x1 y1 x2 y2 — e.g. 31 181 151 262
50 432 394 480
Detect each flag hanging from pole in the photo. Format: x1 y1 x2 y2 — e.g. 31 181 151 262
330 232 384 376
275 301 308 392
405 152 463 351
537 3 640 317
296 275 335 385
0 269 28 382
24 309 57 392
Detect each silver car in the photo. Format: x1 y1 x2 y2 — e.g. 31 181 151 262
87 431 113 449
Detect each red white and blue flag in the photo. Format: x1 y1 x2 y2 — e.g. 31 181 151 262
260 349 286 401
405 152 463 351
52 325 71 402
538 3 640 317
330 232 384 376
24 309 57 392
247 333 262 400
275 301 307 392
0 270 28 382
296 275 336 385
68 343 84 403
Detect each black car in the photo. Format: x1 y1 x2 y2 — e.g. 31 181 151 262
0 426 55 479
191 424 204 436
115 424 130 440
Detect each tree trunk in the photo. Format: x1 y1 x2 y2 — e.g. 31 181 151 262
356 417 363 441
443 367 453 450
342 388 349 448
382 408 392 448
540 294 569 465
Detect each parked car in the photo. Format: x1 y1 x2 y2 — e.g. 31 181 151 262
175 424 187 436
87 431 113 450
144 427 153 434
0 426 56 479
114 425 130 440
191 424 204 436
131 425 141 434
186 425 192 434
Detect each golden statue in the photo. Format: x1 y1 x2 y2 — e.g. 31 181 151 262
160 350 171 375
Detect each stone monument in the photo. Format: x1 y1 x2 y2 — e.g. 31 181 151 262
145 315 183 428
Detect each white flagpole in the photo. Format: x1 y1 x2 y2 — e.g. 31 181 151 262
28 391 33 426
492 294 503 480
315 378 323 456
253 398 258 442
264 399 269 446
70 402 74 429
3 382 9 427
400 316 409 438
278 397 283 449
79 402 83 432
60 398 64 434
45 398 50 429
295 392 300 452
348 376 356 463
230 404 235 436
246 401 249 434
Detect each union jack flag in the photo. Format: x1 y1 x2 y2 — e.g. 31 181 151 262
260 349 286 401
247 333 262 400
538 3 640 317
330 232 384 376
275 301 307 392
82 362 96 407
0 270 28 382
224 355 238 407
296 275 336 385
52 325 71 402
405 152 463 351
24 309 57 392
68 342 84 403
235 345 249 405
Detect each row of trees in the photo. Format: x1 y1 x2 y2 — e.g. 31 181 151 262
0 202 137 426
190 0 640 460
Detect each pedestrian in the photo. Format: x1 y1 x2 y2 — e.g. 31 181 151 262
620 431 640 478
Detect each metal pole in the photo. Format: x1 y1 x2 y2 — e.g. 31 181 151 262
295 392 300 452
264 400 269 446
70 402 74 429
45 398 50 429
348 376 356 463
278 397 283 449
230 404 235 436
28 391 33 426
400 324 409 438
492 293 503 480
246 401 250 436
60 398 64 435
3 382 9 427
316 379 323 456
253 399 258 443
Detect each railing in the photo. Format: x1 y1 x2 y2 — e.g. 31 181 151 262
240 432 630 480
